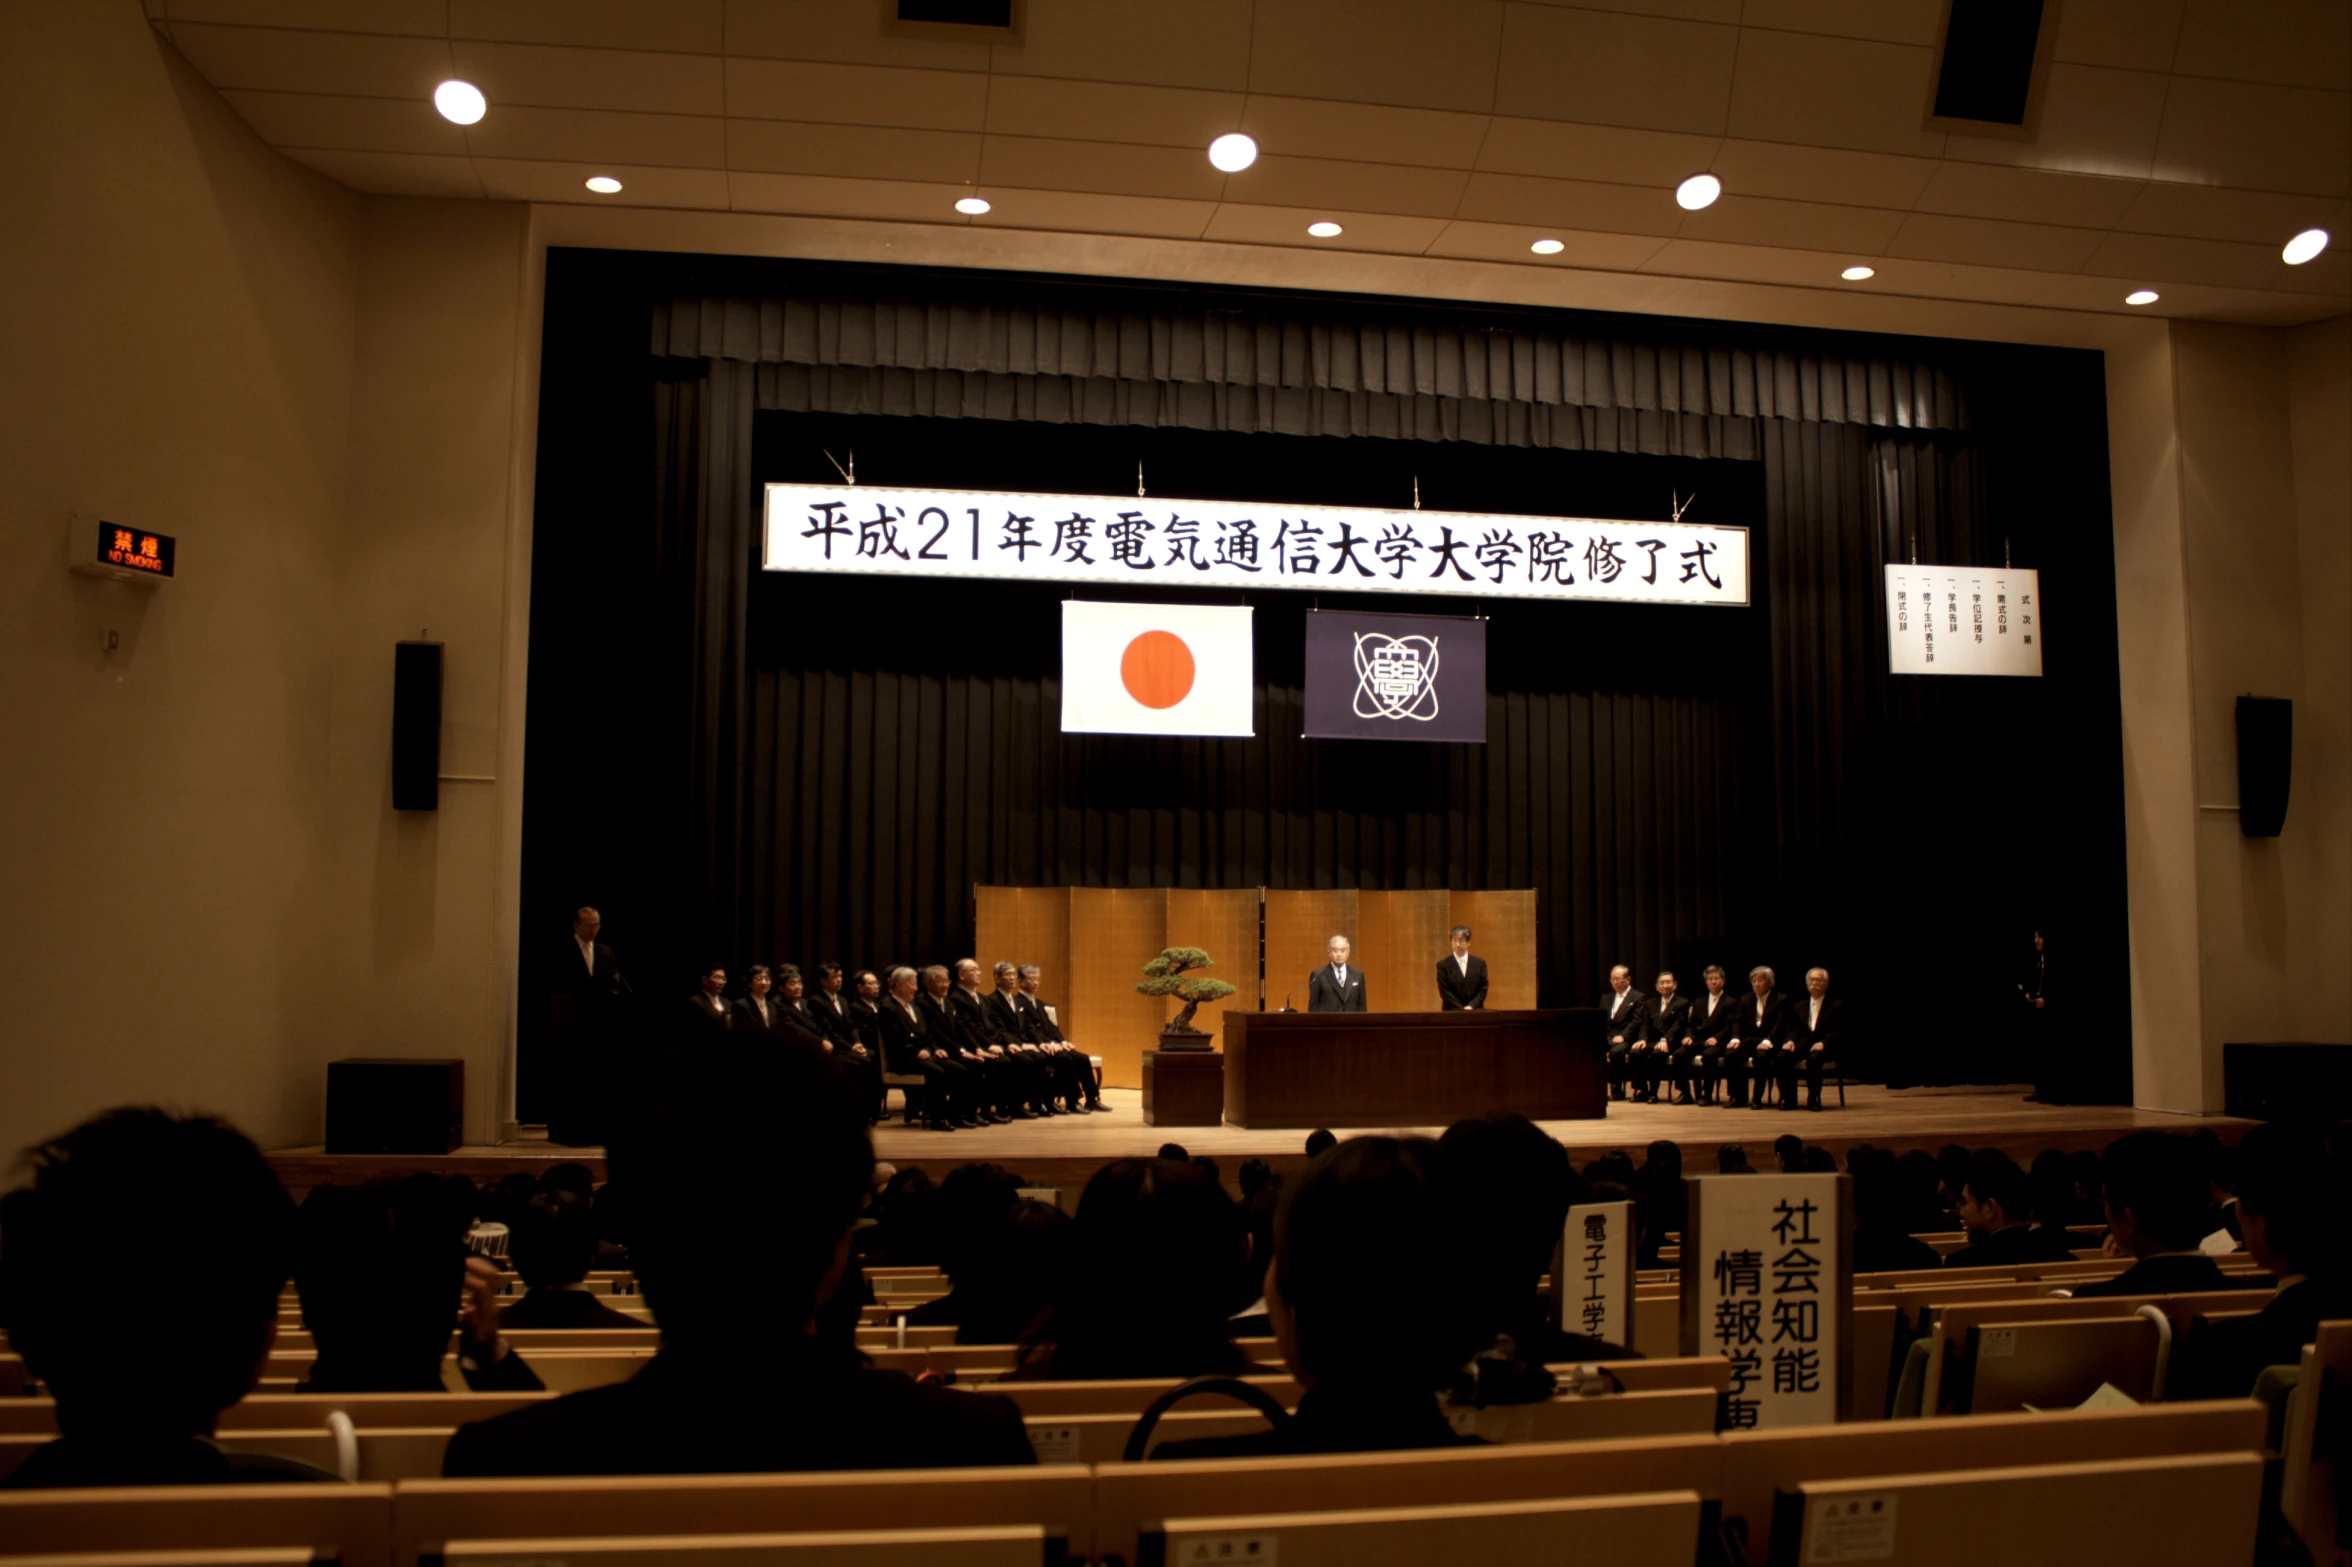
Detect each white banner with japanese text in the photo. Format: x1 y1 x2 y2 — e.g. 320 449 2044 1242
1681 1173 1852 1429
762 483 1750 607
1884 565 2042 676
1562 1200 1634 1347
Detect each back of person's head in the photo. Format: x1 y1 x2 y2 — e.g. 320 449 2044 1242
1437 1113 1573 1340
2029 1150 2073 1228
1276 1136 1476 1390
1582 1151 1634 1185
1718 1143 1752 1175
540 1161 596 1201
1304 1129 1338 1159
1849 1148 1902 1230
295 1174 478 1386
0 1109 293 1438
2067 1149 2105 1215
1960 1149 2031 1225
607 1042 871 1348
1773 1134 1804 1173
2233 1124 2346 1278
1936 1144 1971 1205
512 1189 599 1290
1157 1142 1190 1162
1644 1140 1682 1173
1238 1158 1273 1201
932 1163 1024 1282
955 1199 1074 1345
1801 1147 1837 1174
1896 1149 1947 1229
1022 1158 1242 1380
2100 1131 2207 1252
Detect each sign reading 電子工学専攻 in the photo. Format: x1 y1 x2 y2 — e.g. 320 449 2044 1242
762 483 1749 608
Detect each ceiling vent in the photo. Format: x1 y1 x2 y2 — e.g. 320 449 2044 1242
1925 0 2060 138
887 0 1021 43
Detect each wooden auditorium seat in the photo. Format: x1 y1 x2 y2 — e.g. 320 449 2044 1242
0 1484 394 1567
1923 1291 2264 1415
389 1468 1093 1567
1151 1490 1701 1567
436 1524 1052 1566
1953 1314 2166 1413
2280 1320 2352 1565
0 1553 323 1566
1450 1386 1717 1443
1768 1452 2262 1567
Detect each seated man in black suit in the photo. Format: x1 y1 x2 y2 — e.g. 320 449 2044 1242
986 961 1090 1113
1780 966 1843 1111
1600 965 1648 1101
499 1191 646 1330
1675 964 1735 1105
1721 966 1788 1109
876 966 969 1131
953 959 1053 1116
1307 935 1367 1013
1017 965 1106 1113
2169 1124 2349 1399
778 965 882 1111
2069 1131 2235 1298
729 964 782 1034
1149 1136 1481 1460
683 964 733 1039
1436 926 1487 1010
1633 971 1689 1106
811 962 885 1122
443 1042 1036 1475
1943 1149 2076 1267
922 964 1014 1122
0 1109 336 1489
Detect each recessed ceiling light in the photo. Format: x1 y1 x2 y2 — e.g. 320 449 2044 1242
2126 289 2160 306
1207 133 1258 173
1675 172 1721 211
955 196 991 215
584 175 623 194
1841 265 1875 281
1307 221 1343 238
1530 237 1565 255
433 80 486 126
2283 228 2330 265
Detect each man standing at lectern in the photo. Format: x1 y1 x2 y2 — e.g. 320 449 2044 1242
1436 926 1487 1010
1308 935 1367 1012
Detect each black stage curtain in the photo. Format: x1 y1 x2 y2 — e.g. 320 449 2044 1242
522 250 2126 1116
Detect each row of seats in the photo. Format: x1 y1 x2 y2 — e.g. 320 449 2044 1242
0 1399 2272 1567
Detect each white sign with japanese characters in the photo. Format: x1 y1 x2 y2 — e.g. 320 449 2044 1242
1563 1200 1634 1346
763 483 1750 607
1884 565 2042 676
1681 1174 1851 1430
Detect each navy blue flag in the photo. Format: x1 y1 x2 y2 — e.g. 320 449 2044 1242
1303 609 1487 743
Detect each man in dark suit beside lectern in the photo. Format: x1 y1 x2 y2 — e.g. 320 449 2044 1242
1307 935 1367 1012
1436 926 1487 1010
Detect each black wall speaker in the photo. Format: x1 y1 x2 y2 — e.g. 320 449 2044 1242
2237 695 2293 838
324 1057 465 1154
393 641 442 811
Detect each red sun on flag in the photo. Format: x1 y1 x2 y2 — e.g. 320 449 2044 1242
1120 630 1196 709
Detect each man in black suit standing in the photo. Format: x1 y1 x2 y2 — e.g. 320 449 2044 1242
551 907 628 1147
1601 965 1648 1101
1723 966 1788 1109
1307 935 1367 1013
1635 971 1689 1105
1436 926 1488 1010
1675 964 1735 1104
1783 966 1842 1111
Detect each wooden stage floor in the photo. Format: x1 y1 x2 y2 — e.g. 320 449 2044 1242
266 1084 2247 1194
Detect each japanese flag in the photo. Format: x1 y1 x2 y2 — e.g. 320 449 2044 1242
1060 601 1254 737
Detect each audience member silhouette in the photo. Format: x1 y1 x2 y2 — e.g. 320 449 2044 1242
498 1191 645 1330
2072 1131 2234 1298
2170 1124 2349 1399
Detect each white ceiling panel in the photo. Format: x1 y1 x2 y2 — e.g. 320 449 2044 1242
1248 0 1505 115
1492 5 1739 136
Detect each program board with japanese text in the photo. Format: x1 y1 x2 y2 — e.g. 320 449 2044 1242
1884 565 2041 676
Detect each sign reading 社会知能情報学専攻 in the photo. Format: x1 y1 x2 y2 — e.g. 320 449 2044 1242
761 483 1750 608
1681 1173 1852 1430
1302 609 1486 744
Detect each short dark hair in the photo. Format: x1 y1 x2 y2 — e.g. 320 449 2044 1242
1438 1113 1572 1338
0 1110 293 1434
745 964 772 983
296 1174 480 1388
1277 1136 1476 1388
540 1160 596 1201
512 1189 599 1289
609 1043 872 1344
818 962 844 979
1962 1149 2032 1221
1450 926 1471 940
2101 1131 2210 1251
1304 1128 1338 1159
1157 1143 1190 1162
1703 964 1725 979
2233 1125 2343 1277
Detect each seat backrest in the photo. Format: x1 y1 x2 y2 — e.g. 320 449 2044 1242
1455 1387 1716 1444
1847 1305 1899 1422
1721 1399 2265 1564
0 1482 394 1567
2280 1319 2352 1563
1928 1291 2266 1413
1024 1408 1274 1464
1155 1489 1700 1567
390 1467 1093 1567
973 1374 1303 1418
216 1392 553 1432
1544 1356 1730 1393
1769 1451 2261 1567
437 1523 1049 1566
1092 1433 1721 1567
1958 1315 2161 1413
0 1552 318 1566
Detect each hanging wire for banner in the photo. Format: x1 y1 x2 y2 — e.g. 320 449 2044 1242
1413 476 1421 511
1137 461 1146 499
823 449 855 486
1670 490 1698 524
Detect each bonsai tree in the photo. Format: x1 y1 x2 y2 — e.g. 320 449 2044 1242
1138 947 1238 1038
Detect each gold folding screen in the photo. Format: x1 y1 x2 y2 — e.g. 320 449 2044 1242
975 886 1537 1089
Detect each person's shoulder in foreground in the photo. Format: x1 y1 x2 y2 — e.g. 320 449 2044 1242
443 1039 1035 1477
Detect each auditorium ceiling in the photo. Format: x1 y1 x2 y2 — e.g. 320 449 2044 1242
148 0 2349 326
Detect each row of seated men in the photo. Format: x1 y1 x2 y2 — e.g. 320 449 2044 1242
684 957 1104 1129
1600 964 1842 1110
0 1060 2340 1487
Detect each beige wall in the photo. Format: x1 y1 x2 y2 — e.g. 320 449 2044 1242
2286 317 2352 1047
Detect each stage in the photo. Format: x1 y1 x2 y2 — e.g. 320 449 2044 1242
264 1084 2248 1196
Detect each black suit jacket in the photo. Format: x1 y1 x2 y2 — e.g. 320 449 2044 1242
2070 1253 2236 1300
1727 991 1788 1047
875 997 931 1073
1307 965 1367 1013
1788 995 1843 1056
683 992 733 1037
983 990 1035 1043
774 997 830 1047
845 998 886 1057
1602 987 1649 1044
499 1287 649 1332
1689 989 1737 1044
1944 1222 2079 1269
730 994 783 1035
1643 992 1691 1046
919 989 983 1053
2170 1277 2352 1401
950 987 1011 1046
810 989 860 1049
1013 992 1065 1043
442 1342 1035 1477
559 939 625 998
1436 953 1489 1010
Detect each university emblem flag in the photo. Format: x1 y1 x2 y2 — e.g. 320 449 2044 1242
1302 609 1487 743
1060 601 1255 737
